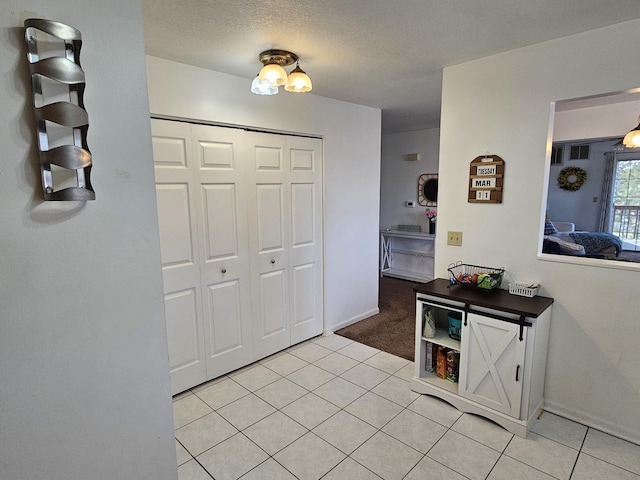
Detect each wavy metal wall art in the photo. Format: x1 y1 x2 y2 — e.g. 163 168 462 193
24 19 95 201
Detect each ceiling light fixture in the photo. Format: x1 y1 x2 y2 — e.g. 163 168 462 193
622 115 640 148
252 49 312 95
251 75 278 95
285 62 312 93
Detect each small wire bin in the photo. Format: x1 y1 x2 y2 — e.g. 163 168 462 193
448 262 505 290
509 282 540 298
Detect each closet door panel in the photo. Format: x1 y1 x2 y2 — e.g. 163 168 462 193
200 139 235 170
201 184 238 260
203 279 247 378
206 281 242 352
256 184 285 253
151 119 207 394
252 261 288 358
290 183 318 336
259 270 287 337
288 137 324 343
191 125 253 378
255 145 282 172
290 147 314 171
164 288 205 394
291 183 314 247
152 134 189 168
155 184 194 265
292 263 316 330
249 134 291 358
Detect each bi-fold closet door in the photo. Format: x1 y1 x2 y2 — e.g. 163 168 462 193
151 119 323 395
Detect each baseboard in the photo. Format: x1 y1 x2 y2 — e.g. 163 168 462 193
544 399 640 446
324 308 380 335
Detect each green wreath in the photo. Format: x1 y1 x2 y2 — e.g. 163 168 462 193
557 166 587 191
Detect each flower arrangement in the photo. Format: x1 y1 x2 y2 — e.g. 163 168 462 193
425 209 437 222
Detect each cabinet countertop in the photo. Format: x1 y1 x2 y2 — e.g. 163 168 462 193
414 278 553 318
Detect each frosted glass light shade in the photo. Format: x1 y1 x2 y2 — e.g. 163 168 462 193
258 63 287 86
623 122 640 148
251 75 278 95
284 65 312 93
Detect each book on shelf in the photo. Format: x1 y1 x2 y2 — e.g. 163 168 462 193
446 350 460 382
426 342 460 383
425 341 437 372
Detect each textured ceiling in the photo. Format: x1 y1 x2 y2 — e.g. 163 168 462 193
141 0 640 134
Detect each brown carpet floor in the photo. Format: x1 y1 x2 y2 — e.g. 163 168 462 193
335 276 422 361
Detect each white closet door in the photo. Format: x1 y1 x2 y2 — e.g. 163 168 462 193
190 125 254 379
246 133 324 357
151 119 206 395
247 132 292 359
288 136 324 344
153 119 324 390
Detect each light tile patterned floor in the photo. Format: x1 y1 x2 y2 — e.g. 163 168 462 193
173 336 640 480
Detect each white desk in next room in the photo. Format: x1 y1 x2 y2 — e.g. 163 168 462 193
380 230 435 283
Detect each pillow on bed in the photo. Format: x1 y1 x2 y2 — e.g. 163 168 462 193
543 236 585 255
544 220 558 235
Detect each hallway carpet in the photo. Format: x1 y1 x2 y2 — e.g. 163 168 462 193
335 276 423 361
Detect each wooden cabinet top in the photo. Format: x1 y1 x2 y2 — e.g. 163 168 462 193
414 278 553 318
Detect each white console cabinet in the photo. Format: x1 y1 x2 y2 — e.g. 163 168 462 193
412 279 553 437
380 230 434 282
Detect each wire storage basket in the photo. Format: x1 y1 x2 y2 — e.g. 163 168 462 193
447 262 505 291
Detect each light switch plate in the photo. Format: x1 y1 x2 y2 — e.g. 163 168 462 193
447 231 463 246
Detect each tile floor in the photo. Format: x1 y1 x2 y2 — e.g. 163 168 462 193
173 335 640 480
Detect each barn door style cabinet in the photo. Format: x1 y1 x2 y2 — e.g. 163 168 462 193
412 279 553 437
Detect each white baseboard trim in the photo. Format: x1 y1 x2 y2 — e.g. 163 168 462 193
544 399 640 446
324 308 379 335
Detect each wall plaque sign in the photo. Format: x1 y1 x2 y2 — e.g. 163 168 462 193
468 155 504 203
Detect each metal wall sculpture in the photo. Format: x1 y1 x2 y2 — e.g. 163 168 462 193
24 19 95 201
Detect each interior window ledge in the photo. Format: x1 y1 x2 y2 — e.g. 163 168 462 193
538 252 640 272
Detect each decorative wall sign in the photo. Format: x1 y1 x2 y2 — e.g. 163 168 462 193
468 155 504 203
24 18 95 201
418 173 438 206
557 166 587 191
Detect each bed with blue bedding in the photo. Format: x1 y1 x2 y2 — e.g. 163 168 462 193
568 232 622 257
542 227 623 258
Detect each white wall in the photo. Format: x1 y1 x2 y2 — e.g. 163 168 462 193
380 129 440 231
146 56 382 333
438 19 640 443
554 100 640 142
1 2 176 480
